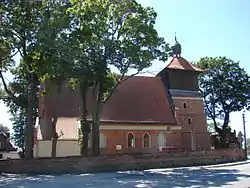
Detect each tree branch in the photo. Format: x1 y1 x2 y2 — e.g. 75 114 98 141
103 70 142 104
201 89 221 134
218 90 230 130
0 69 20 105
0 49 19 63
204 99 218 128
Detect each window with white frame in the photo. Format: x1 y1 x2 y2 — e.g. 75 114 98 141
127 133 135 148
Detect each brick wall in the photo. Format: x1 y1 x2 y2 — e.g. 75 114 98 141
34 130 184 157
0 148 245 175
195 132 211 149
166 131 182 147
174 98 207 132
95 130 182 154
173 96 211 151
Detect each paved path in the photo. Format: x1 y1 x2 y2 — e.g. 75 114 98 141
1 161 250 188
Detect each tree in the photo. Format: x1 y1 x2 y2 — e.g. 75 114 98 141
6 61 33 156
36 2 73 158
11 109 26 154
0 124 9 135
0 58 38 157
247 138 250 149
0 1 71 159
67 0 170 156
196 57 250 147
0 0 46 159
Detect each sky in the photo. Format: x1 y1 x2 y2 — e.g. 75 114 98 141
1 0 250 137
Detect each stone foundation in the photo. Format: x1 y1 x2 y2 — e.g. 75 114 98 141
0 149 245 175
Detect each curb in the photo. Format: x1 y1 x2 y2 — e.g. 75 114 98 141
205 160 250 168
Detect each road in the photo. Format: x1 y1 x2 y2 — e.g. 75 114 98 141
1 161 250 188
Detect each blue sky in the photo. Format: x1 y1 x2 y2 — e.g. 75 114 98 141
1 0 250 136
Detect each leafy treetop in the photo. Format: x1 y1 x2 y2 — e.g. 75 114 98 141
196 57 250 134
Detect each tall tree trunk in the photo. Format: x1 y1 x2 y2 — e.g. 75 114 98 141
50 82 63 158
80 84 90 157
220 131 228 148
219 112 230 148
82 132 89 156
92 106 101 156
92 83 103 156
25 76 37 159
222 112 230 130
51 116 58 158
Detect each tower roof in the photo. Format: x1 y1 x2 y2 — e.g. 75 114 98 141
166 57 204 72
168 34 203 72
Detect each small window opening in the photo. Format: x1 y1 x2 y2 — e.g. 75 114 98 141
183 102 187 108
143 133 150 148
188 118 192 124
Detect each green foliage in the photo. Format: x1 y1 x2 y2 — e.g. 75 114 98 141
10 109 26 152
0 0 46 159
0 1 70 158
0 124 9 135
197 57 250 145
102 72 119 100
1 0 171 157
68 0 169 75
5 62 37 155
1 1 43 60
35 1 72 83
65 0 171 155
207 121 223 134
247 138 250 149
206 122 216 133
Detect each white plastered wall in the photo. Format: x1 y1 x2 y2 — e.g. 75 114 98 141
34 117 107 158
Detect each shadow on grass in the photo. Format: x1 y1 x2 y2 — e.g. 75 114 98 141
1 167 250 187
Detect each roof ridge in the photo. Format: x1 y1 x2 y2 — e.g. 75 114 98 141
124 75 161 80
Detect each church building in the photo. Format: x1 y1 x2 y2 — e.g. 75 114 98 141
34 39 211 157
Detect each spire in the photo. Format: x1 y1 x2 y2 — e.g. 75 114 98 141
171 33 182 57
174 32 178 44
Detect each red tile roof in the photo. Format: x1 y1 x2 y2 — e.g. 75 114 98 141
167 57 204 72
43 76 177 125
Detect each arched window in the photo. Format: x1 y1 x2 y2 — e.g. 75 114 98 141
183 102 187 108
127 133 135 148
143 133 151 148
